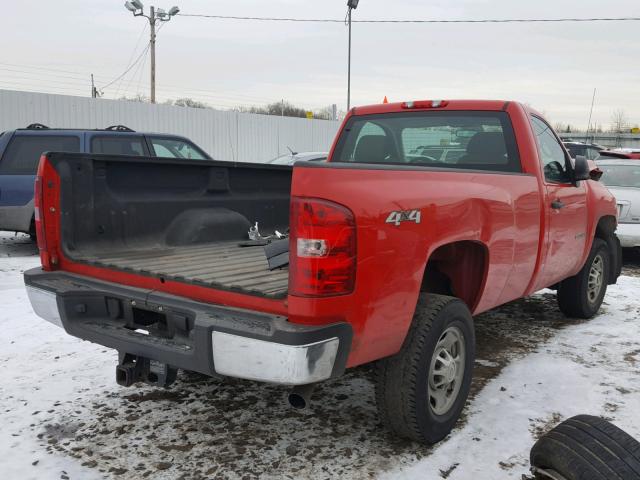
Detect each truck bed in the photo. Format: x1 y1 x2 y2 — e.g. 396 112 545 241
75 242 289 298
45 153 293 300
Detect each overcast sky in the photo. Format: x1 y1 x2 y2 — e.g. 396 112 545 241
2 0 638 128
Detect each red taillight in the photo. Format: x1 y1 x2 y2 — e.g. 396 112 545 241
289 197 356 297
34 154 55 270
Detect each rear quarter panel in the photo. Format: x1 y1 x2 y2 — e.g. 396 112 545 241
288 165 541 367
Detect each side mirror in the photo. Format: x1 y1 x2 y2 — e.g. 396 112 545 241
573 155 591 182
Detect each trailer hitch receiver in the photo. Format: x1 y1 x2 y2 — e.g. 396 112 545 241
116 353 178 388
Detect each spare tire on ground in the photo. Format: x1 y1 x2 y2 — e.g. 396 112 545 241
530 415 640 480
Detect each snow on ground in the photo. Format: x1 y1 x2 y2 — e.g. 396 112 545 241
1 231 639 480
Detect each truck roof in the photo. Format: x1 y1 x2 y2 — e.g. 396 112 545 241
351 99 512 116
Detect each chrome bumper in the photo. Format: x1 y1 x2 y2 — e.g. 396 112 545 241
24 271 352 386
212 332 340 384
26 286 63 328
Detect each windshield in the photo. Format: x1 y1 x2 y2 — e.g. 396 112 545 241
269 154 294 165
598 164 640 188
332 111 521 172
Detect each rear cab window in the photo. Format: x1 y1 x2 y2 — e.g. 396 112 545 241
148 136 208 160
0 134 81 174
332 111 521 173
90 135 147 156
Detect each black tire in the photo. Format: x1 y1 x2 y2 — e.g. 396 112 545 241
530 415 640 480
29 216 37 242
376 293 475 444
557 238 610 319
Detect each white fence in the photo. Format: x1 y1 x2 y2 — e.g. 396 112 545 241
0 90 341 163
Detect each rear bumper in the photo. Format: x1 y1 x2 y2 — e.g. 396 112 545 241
0 200 34 233
24 268 351 385
617 223 640 248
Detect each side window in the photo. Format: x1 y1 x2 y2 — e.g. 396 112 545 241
149 137 207 160
587 148 600 160
90 136 146 156
0 135 80 174
531 116 569 183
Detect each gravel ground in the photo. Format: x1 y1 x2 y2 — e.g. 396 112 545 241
1 232 639 480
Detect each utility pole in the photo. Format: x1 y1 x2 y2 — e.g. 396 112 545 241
124 1 180 104
91 74 97 98
346 0 359 110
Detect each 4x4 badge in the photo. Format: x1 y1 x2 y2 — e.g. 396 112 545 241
385 209 421 226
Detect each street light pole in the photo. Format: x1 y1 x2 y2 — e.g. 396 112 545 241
124 1 180 104
150 6 156 103
347 7 352 110
346 0 359 110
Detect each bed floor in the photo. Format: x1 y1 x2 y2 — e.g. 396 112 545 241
76 242 289 298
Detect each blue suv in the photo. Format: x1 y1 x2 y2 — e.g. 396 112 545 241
0 124 210 237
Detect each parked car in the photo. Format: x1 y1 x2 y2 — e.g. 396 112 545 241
0 123 210 237
598 148 640 160
267 150 327 165
25 99 621 445
596 158 640 248
563 141 605 160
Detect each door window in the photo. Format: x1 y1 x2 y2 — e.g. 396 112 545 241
0 135 80 174
531 116 570 183
149 137 207 160
91 136 146 156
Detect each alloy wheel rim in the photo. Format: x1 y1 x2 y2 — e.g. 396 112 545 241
587 254 604 305
428 326 466 416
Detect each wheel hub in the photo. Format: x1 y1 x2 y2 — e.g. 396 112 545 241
441 355 457 383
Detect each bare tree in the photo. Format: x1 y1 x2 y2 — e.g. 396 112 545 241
173 97 208 109
119 94 149 103
611 109 629 133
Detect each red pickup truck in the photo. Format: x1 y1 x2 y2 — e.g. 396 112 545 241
25 100 621 444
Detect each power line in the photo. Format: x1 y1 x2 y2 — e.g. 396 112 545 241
115 23 148 97
178 13 640 24
0 62 268 102
101 43 151 91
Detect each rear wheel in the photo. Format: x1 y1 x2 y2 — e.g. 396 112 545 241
557 238 610 319
376 293 475 444
530 415 640 480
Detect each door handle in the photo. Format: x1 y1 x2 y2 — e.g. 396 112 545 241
551 200 565 209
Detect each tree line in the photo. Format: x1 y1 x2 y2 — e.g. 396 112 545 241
119 95 340 120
